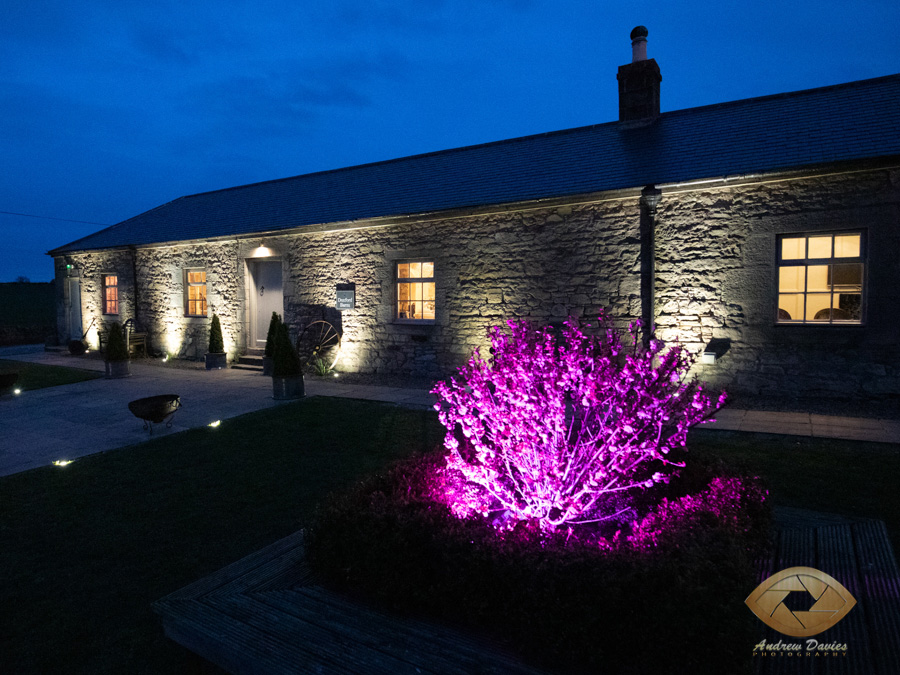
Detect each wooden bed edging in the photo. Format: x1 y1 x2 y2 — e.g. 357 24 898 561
152 530 549 675
154 517 900 675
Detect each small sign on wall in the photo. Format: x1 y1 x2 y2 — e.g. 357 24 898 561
336 283 355 311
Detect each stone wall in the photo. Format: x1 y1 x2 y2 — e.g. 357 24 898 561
656 168 900 398
54 249 138 348
54 164 900 399
284 199 641 377
134 241 245 359
55 242 245 360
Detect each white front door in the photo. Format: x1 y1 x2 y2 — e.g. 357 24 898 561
66 277 83 340
250 260 283 349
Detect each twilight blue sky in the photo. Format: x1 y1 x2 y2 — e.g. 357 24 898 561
2 0 898 282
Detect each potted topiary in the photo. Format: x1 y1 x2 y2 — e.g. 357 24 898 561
262 311 281 376
105 322 131 378
205 314 228 370
272 322 304 400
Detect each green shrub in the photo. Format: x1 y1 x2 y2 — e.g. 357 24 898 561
272 323 301 378
208 314 224 354
264 312 281 358
105 322 129 362
311 356 331 376
307 451 770 675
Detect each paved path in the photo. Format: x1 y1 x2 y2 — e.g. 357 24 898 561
703 406 900 444
0 350 897 478
0 351 433 478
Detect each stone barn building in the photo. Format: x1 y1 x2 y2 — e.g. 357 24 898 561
50 28 900 400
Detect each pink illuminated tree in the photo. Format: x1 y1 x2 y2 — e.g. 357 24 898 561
432 315 726 532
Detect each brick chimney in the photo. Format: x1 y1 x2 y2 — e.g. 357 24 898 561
617 26 661 127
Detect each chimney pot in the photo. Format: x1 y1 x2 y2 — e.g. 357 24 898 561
631 25 649 62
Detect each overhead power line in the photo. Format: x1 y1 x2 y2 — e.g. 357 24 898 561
0 210 111 226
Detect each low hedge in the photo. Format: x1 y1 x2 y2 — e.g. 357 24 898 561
307 450 771 675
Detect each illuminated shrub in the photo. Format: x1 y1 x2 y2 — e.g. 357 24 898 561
432 315 726 532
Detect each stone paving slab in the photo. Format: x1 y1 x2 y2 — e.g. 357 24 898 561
0 353 438 477
702 407 899 444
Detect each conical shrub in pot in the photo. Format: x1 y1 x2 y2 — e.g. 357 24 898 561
206 313 228 370
105 322 131 378
262 312 281 376
272 322 304 399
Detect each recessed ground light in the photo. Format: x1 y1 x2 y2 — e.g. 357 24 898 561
208 420 221 428
52 460 74 467
13 388 22 395
333 373 339 378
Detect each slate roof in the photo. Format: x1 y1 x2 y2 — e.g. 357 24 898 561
51 73 900 255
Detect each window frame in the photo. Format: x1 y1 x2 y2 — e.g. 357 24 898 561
102 274 119 315
394 260 436 324
775 230 866 326
183 268 208 318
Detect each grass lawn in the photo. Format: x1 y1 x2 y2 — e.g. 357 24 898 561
689 428 900 552
0 397 444 674
0 358 102 391
1 398 897 673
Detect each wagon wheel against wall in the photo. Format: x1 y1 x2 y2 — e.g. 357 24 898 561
296 320 342 373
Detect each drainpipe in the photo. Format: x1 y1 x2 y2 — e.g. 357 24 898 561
129 246 140 326
639 185 661 347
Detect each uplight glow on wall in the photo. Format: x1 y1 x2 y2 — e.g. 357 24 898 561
164 321 185 355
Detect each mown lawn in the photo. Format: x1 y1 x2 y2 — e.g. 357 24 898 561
0 398 897 673
0 358 102 391
689 428 900 552
0 397 444 674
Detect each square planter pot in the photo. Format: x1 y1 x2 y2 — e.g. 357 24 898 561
206 352 228 370
105 360 131 379
273 375 305 400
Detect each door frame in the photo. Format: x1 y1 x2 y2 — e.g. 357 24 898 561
246 257 284 350
65 275 83 341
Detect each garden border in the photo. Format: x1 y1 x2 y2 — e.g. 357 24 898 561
153 530 547 675
154 516 900 675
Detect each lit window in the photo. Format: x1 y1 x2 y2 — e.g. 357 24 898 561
184 269 207 317
396 261 435 321
777 233 864 324
102 275 118 315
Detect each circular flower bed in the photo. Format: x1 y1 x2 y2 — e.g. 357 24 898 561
308 316 771 673
307 450 770 674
